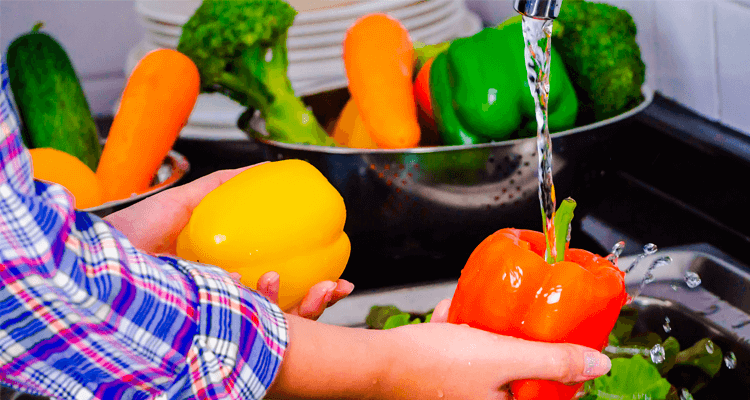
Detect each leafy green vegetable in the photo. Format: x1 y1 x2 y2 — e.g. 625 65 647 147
366 305 404 330
609 306 639 346
365 305 432 329
177 0 336 146
675 338 723 378
582 355 672 400
657 337 680 376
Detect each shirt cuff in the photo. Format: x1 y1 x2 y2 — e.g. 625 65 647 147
169 259 288 400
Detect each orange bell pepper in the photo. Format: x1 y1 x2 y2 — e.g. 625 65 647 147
447 227 628 400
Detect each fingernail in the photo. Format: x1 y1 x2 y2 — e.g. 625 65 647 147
324 281 337 302
583 352 611 377
342 280 355 294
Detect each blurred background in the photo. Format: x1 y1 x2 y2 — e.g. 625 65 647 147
1 0 748 137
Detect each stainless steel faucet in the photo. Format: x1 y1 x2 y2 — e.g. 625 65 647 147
513 0 563 19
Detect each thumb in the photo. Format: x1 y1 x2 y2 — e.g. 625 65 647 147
504 340 611 385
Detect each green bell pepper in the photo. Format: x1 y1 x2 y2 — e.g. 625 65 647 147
430 20 579 146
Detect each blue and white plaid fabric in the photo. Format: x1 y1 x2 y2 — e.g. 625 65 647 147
0 57 287 400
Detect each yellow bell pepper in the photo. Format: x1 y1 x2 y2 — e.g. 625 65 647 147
331 98 379 149
175 159 351 310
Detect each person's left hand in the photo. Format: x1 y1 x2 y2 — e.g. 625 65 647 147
104 164 354 320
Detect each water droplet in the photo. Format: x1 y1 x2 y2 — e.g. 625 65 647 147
705 340 715 354
671 283 680 291
651 256 672 270
437 389 444 398
680 388 694 400
724 351 737 369
643 273 655 284
685 271 702 288
643 243 658 255
607 241 626 264
663 317 672 333
650 344 665 364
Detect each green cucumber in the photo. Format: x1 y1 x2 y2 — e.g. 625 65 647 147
6 22 101 170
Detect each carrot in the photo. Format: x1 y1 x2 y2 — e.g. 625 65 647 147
332 98 379 149
97 49 199 202
413 56 435 128
343 14 420 149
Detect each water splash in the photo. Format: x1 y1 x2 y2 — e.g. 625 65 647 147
606 241 626 266
685 271 702 288
521 16 557 262
650 344 666 364
679 388 694 400
624 243 658 274
724 351 737 369
705 340 715 354
663 316 672 333
630 256 672 301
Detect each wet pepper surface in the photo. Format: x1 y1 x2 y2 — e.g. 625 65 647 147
448 228 628 399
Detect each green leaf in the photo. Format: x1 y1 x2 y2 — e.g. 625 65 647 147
675 338 723 378
624 332 663 348
656 336 680 376
587 355 672 400
366 305 404 329
609 306 639 346
383 313 412 330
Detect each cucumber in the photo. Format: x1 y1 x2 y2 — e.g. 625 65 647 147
6 22 101 170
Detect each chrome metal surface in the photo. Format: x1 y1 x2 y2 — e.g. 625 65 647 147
513 0 563 19
245 88 653 259
622 245 750 346
620 245 750 398
82 150 190 217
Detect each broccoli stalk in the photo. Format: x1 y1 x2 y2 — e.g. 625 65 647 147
177 0 337 146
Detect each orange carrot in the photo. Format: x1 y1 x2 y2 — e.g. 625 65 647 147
343 14 420 149
97 49 199 202
332 98 379 149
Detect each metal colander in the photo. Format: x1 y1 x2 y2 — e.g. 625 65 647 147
243 88 653 261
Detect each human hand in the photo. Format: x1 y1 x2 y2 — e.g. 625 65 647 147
255 271 354 320
104 165 260 255
380 321 611 399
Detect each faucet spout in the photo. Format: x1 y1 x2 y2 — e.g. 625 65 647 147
513 0 562 19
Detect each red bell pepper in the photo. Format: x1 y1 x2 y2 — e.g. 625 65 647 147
447 227 627 400
413 56 435 128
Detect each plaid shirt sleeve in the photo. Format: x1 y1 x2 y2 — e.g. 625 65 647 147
0 59 287 400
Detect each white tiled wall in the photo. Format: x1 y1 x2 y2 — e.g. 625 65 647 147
1 0 749 134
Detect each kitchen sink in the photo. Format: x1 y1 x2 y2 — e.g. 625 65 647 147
320 244 749 398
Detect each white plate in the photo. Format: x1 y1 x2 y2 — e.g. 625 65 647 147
137 0 458 51
286 0 460 50
134 0 200 26
288 0 452 36
134 0 418 27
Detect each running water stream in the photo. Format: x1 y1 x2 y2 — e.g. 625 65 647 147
521 16 557 260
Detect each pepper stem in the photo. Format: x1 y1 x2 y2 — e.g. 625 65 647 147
32 22 44 32
551 197 576 263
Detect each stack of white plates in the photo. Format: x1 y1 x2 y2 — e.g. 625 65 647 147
126 0 484 140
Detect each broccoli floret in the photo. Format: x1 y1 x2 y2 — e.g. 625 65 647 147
177 0 336 146
552 0 646 123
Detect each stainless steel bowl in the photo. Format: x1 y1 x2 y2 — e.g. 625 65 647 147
82 150 190 217
243 88 654 261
